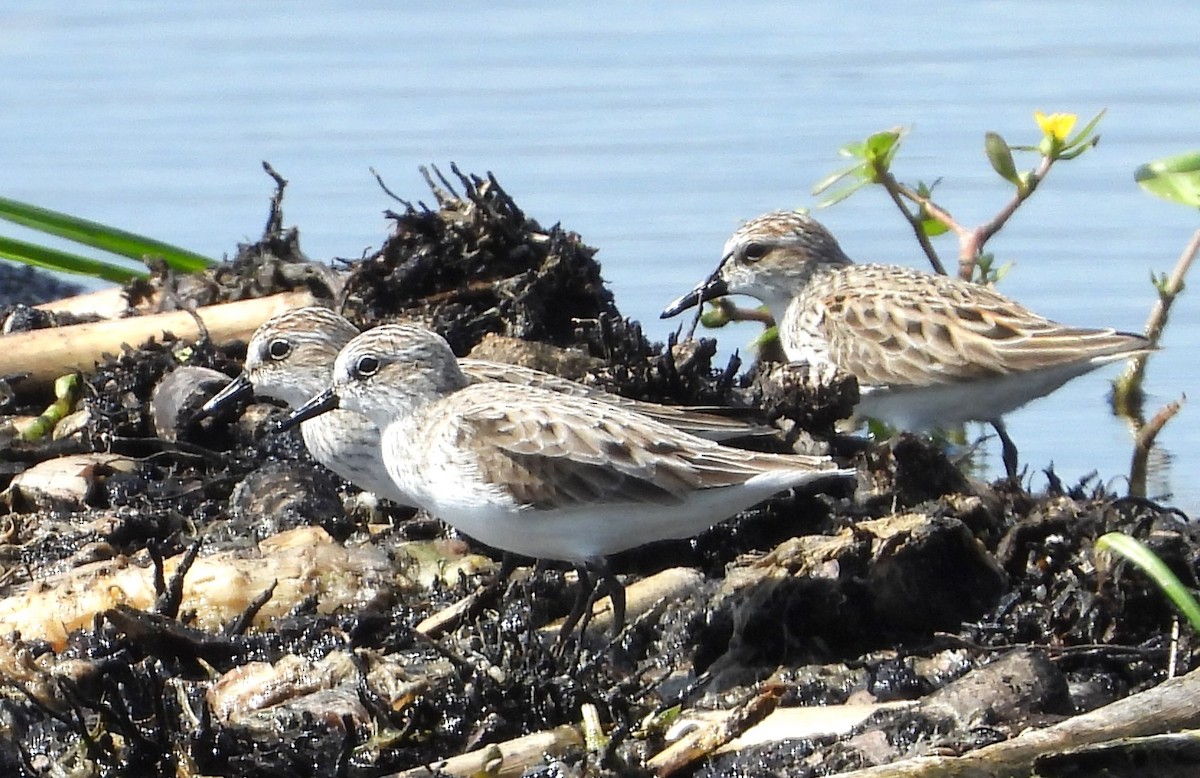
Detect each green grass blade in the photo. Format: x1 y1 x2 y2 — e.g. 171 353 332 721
1096 532 1200 633
0 195 215 272
0 235 148 284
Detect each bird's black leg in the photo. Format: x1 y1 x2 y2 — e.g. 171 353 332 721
557 565 594 644
991 418 1019 482
444 552 524 634
493 553 519 589
588 558 626 636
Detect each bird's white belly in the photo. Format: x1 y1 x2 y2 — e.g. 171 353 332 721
856 361 1109 429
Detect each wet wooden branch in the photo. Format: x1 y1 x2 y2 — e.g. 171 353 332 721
3 290 317 393
831 664 1200 778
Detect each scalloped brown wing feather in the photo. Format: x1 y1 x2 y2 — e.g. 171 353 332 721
453 390 827 510
817 266 1149 389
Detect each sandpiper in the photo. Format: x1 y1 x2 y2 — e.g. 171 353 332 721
201 307 407 504
278 323 854 636
200 307 768 507
661 210 1152 477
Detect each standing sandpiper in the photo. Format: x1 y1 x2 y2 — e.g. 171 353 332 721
279 323 854 636
661 210 1152 478
200 307 770 507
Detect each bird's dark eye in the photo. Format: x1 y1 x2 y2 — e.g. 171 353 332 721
267 339 291 360
742 242 768 262
354 355 380 378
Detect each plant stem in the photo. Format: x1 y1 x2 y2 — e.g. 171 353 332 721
1115 227 1200 412
889 154 1056 280
959 154 1055 279
877 170 950 276
1128 397 1184 498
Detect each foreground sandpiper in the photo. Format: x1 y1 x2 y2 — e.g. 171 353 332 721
200 307 769 507
279 323 854 636
661 210 1153 477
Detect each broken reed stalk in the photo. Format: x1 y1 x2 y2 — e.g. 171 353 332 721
3 290 317 392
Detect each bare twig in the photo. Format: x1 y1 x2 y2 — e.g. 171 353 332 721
391 725 583 778
886 155 1055 280
1128 397 1184 499
1116 227 1200 409
876 170 950 276
708 298 775 327
647 684 785 777
260 161 288 236
961 154 1054 278
369 166 411 207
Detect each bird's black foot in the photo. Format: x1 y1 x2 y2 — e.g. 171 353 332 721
553 559 626 651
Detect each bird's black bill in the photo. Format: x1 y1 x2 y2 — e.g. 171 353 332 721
196 372 253 420
276 389 339 432
659 272 729 318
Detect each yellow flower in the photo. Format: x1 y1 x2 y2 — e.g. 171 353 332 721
1034 111 1077 143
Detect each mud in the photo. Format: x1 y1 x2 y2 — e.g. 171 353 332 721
0 167 1194 777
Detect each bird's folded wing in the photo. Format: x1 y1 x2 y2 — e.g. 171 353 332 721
455 394 781 510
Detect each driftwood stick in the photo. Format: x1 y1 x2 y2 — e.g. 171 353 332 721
541 567 706 640
832 665 1200 778
3 290 317 392
33 286 150 319
648 684 785 776
390 724 583 778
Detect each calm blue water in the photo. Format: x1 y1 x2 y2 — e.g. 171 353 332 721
2 2 1198 508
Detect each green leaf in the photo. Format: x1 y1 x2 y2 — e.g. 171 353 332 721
864 130 901 158
1135 150 1200 208
699 302 731 329
984 132 1021 186
919 217 949 238
1056 136 1101 161
837 140 867 159
749 325 779 353
815 179 869 208
0 235 147 283
1064 108 1107 151
0 195 215 273
811 162 866 197
1097 532 1200 633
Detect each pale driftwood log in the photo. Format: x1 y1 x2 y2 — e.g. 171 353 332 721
415 566 705 639
390 724 583 778
0 525 393 650
33 286 150 320
668 702 914 754
3 290 317 391
544 566 706 641
833 665 1200 778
